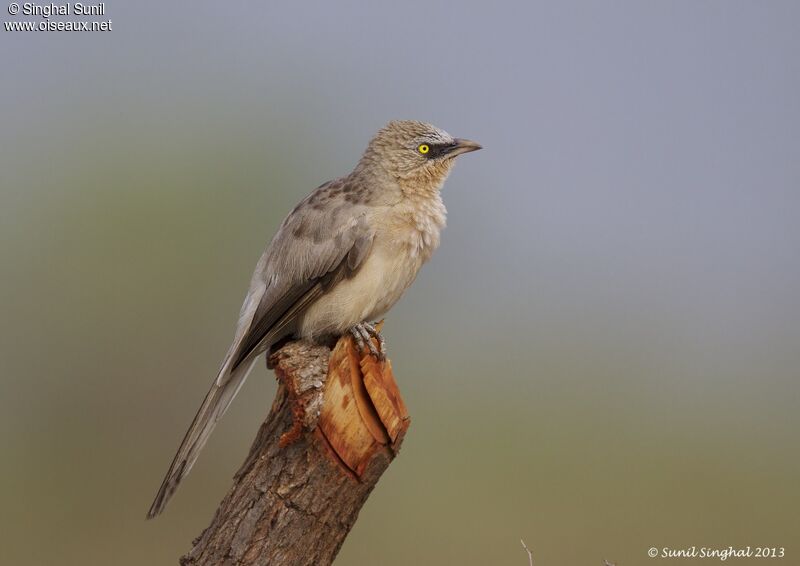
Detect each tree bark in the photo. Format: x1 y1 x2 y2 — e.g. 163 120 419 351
181 331 409 566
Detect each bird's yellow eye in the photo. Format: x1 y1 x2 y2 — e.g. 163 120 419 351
417 144 430 154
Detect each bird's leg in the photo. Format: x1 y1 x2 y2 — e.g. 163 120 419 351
364 322 387 357
349 321 386 360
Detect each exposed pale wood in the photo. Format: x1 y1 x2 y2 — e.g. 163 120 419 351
181 333 409 566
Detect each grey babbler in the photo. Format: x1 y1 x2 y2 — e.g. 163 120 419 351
147 120 481 518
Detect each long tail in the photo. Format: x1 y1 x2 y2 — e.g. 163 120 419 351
146 355 257 519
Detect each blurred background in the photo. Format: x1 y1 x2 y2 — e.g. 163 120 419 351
2 2 798 564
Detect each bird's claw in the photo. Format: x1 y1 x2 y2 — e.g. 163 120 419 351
349 321 386 360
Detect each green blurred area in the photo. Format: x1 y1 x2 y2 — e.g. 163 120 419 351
2 2 799 565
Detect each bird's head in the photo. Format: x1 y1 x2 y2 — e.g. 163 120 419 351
358 120 481 194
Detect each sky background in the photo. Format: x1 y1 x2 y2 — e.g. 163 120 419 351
2 2 798 565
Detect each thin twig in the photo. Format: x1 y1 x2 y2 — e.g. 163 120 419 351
520 539 533 566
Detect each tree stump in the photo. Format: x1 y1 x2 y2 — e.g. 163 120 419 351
181 330 409 566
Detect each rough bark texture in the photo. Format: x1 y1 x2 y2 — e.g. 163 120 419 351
181 332 409 566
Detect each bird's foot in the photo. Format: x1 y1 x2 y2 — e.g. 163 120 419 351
349 321 386 360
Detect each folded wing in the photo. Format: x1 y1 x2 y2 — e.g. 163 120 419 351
147 180 374 518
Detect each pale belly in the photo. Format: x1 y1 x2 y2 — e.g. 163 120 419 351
296 244 424 339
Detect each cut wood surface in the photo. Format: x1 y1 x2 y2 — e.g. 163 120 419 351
181 331 409 566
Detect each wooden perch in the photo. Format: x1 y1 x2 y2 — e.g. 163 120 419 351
181 330 410 566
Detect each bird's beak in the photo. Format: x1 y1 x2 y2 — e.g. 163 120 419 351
447 138 483 157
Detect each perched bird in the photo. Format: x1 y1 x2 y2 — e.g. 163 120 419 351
147 120 481 518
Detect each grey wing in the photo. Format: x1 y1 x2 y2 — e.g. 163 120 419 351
234 181 377 365
147 180 375 518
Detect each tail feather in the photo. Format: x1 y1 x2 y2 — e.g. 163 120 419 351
146 356 257 519
146 281 312 518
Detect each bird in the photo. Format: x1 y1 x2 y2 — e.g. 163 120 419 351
147 120 481 518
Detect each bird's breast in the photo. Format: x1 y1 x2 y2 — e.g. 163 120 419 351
297 197 446 338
